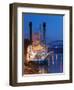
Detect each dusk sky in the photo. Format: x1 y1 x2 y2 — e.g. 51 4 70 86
23 13 63 43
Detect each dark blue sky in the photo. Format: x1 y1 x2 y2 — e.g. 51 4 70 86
23 13 63 43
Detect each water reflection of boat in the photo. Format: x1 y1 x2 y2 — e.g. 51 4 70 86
24 40 63 74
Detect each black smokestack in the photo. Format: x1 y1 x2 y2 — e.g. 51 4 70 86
29 22 32 44
43 22 46 44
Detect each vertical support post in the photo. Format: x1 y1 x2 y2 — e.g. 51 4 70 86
43 22 46 45
29 22 32 44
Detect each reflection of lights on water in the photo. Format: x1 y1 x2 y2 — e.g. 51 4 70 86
39 67 46 73
52 54 54 64
55 46 58 48
60 54 63 72
55 46 58 61
56 54 58 61
48 57 50 66
38 65 48 74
